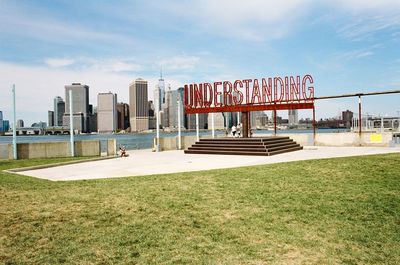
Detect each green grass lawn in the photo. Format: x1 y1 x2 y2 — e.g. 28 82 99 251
1 154 400 264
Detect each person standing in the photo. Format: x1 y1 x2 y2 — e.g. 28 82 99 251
231 125 237 137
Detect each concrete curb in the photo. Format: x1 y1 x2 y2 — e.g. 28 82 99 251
4 156 118 173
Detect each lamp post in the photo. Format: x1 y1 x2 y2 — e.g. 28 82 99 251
196 113 199 142
156 95 160 152
177 99 181 149
211 113 215 138
12 84 17 160
69 90 74 157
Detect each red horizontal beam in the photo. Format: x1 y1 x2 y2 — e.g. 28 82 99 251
185 102 314 114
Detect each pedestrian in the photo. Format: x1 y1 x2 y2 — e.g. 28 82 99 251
231 125 237 137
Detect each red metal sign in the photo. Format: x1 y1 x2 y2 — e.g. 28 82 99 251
184 75 315 114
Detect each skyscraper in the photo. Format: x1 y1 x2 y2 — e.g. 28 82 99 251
207 113 225 130
97 92 117 133
116 103 130 130
0 111 3 133
48 111 54 127
288 109 299 126
16 119 24 128
54 96 65 126
63 83 90 133
129 78 149 132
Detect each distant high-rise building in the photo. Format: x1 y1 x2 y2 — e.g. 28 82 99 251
97 92 117 133
3 120 10 132
207 113 225 130
31 121 47 128
129 78 149 132
16 119 24 128
148 101 156 130
177 87 188 129
48 111 54 127
116 103 130 130
54 96 65 126
0 111 3 132
288 109 298 126
187 113 208 130
63 83 90 133
342 110 353 129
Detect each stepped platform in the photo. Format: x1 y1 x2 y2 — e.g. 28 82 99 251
184 137 303 156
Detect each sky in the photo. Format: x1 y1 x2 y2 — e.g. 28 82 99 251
0 0 400 126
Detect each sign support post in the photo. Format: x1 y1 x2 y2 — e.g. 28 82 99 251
12 84 17 160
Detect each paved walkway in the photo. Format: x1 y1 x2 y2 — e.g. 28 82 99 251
15 146 400 181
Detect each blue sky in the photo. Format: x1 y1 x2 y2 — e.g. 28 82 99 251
1 0 400 125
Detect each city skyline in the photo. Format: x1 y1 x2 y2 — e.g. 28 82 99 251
1 1 400 125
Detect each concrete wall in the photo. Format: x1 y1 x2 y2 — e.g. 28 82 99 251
157 132 397 151
74 140 100 157
157 135 210 151
0 144 11 160
279 132 394 147
107 139 117 156
0 140 102 160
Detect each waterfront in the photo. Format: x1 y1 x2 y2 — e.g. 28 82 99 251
0 129 348 150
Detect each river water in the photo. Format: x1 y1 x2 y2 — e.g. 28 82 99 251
0 129 348 150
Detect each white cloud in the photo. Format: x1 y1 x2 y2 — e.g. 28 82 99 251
159 55 200 71
87 60 142 73
164 0 312 41
44 58 75 68
331 0 400 13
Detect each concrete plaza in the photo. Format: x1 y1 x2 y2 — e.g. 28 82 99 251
15 146 400 181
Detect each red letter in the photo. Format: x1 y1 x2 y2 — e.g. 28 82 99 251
274 77 285 102
242 79 252 104
213 81 222 107
203 83 213 107
302 75 314 100
290 76 301 101
251 79 261 104
223 81 233 105
261 78 272 103
233 80 243 105
193 83 203 107
284 77 289 102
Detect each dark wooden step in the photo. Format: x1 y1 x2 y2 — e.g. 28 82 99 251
268 146 303 155
184 149 269 156
188 146 267 152
266 143 300 152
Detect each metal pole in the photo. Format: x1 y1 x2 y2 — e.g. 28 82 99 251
312 105 316 144
12 84 17 160
211 113 215 138
156 95 160 152
237 112 240 125
69 90 74 157
358 96 362 138
397 111 400 132
196 113 199 141
381 117 384 132
273 109 277 135
177 99 181 149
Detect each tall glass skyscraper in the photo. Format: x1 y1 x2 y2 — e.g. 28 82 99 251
129 78 149 132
